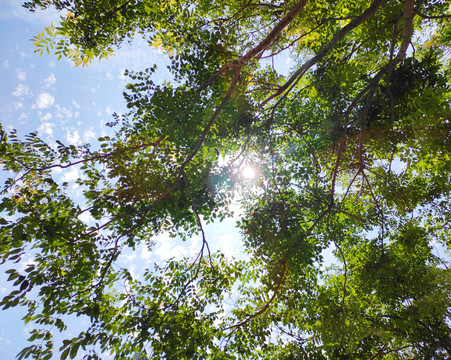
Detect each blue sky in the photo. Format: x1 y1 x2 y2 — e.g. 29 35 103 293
0 1 247 358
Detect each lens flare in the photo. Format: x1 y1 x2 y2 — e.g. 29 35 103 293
241 166 256 180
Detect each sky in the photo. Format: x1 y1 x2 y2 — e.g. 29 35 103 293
0 1 247 358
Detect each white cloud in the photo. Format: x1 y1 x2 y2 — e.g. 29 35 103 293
217 234 240 258
36 92 55 109
62 167 80 182
122 252 137 263
19 254 37 272
70 183 83 198
128 264 138 280
17 70 27 81
18 112 28 124
0 336 12 344
42 73 56 88
37 121 55 137
12 83 31 97
24 324 34 335
72 100 80 109
66 130 81 145
207 218 245 259
41 112 52 121
140 245 152 260
83 129 96 142
3 60 10 68
106 71 113 80
78 211 95 224
55 105 75 121
154 234 186 261
13 101 23 110
51 167 62 176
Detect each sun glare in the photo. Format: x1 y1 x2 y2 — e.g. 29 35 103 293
241 165 256 180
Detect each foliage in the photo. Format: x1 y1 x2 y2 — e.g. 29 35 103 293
1 0 451 358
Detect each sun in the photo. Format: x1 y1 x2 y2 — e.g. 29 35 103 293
241 165 256 180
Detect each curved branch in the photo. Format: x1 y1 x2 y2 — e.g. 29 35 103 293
179 68 241 173
327 215 348 310
330 0 414 199
224 257 287 333
260 0 388 107
204 0 309 86
183 170 212 266
234 0 309 66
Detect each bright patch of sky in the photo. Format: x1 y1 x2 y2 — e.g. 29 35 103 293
35 92 54 109
0 1 244 359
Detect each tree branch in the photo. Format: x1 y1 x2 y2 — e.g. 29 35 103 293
10 138 164 190
260 0 388 107
224 257 287 333
183 170 212 267
330 0 414 200
416 12 451 20
204 0 309 86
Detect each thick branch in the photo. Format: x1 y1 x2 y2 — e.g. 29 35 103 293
237 0 309 64
205 0 309 86
260 0 388 106
179 69 241 172
330 0 414 198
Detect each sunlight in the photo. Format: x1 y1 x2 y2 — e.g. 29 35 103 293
241 165 256 180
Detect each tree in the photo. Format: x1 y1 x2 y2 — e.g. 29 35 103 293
1 0 451 358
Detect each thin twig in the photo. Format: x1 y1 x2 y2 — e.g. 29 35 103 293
224 257 287 334
183 170 212 266
416 12 451 20
326 214 347 310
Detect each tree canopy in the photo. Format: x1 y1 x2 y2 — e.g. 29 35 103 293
1 0 451 358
